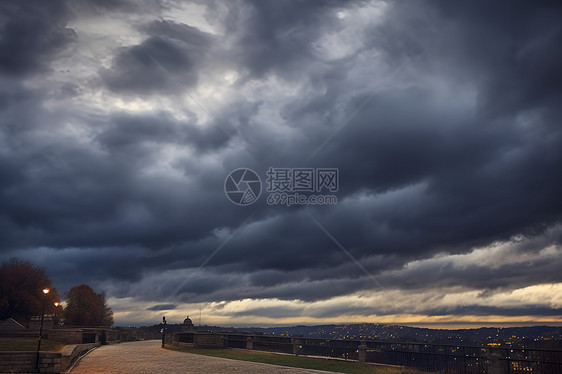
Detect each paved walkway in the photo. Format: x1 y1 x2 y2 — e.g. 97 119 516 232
70 340 341 374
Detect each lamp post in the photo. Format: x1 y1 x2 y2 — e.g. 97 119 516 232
36 288 50 370
161 316 167 348
53 302 60 326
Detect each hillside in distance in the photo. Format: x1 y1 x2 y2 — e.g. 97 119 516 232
239 324 562 349
134 322 562 349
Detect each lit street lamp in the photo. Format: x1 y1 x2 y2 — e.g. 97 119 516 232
36 288 50 370
53 302 61 326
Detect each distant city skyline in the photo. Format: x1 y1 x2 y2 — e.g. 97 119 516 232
0 0 561 328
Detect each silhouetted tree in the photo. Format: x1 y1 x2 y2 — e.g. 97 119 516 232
63 284 113 326
0 258 60 325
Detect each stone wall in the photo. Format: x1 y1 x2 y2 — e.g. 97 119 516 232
0 318 27 335
48 327 119 345
47 328 84 344
172 332 224 348
0 343 100 373
29 317 54 334
0 352 61 373
60 343 99 371
194 333 224 348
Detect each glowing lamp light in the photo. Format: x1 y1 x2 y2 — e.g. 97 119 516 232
42 288 50 295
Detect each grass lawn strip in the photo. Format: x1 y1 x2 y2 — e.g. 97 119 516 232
165 345 426 374
0 337 65 352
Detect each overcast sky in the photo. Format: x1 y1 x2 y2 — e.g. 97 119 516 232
1 0 561 327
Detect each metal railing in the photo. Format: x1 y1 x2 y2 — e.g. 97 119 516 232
219 333 562 373
252 335 293 354
501 347 562 374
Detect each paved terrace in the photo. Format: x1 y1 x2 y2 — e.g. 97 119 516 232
71 340 341 374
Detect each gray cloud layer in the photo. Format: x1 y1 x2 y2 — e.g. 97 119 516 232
1 0 561 322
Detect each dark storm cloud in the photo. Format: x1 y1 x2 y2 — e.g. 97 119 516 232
122 234 562 304
97 112 229 153
221 302 562 320
101 37 195 93
68 0 139 14
101 20 213 94
231 0 346 80
1 0 562 322
424 305 562 318
0 102 242 251
146 304 177 311
268 0 562 261
433 1 562 120
228 305 303 319
0 1 75 76
379 249 562 294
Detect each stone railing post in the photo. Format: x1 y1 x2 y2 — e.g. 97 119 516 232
358 341 367 363
246 336 254 350
292 338 302 356
486 348 509 374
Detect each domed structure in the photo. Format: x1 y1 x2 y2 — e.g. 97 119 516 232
182 315 195 332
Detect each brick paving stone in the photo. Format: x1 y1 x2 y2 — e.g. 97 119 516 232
70 340 342 374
